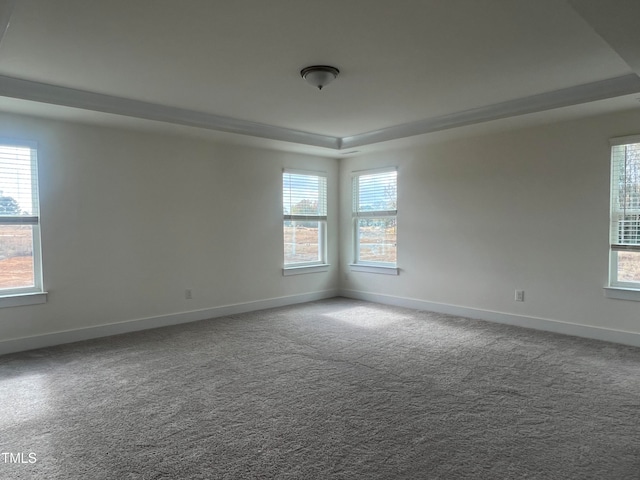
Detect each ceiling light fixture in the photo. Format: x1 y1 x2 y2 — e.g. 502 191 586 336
300 65 340 90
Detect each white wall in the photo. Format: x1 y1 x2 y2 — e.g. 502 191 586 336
0 113 339 346
3 106 640 352
339 109 640 339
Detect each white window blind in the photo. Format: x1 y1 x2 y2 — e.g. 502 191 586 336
353 170 397 217
283 171 327 221
610 142 640 252
0 144 39 225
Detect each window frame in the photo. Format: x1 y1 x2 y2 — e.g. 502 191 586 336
351 167 398 275
282 168 329 274
0 138 46 307
606 135 640 299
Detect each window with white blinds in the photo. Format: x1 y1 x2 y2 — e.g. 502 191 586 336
0 141 43 294
283 170 327 267
610 136 640 287
353 168 397 266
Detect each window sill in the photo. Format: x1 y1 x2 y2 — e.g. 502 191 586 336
282 264 330 276
0 291 48 308
604 287 640 302
349 264 399 275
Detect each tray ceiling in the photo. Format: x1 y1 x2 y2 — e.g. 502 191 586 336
0 0 638 152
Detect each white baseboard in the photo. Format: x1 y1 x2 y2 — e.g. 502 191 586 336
5 288 638 356
0 289 338 356
339 289 640 348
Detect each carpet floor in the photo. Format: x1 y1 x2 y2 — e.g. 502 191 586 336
1 298 639 479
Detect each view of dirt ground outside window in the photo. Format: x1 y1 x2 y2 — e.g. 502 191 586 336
0 225 34 289
283 222 397 264
284 224 321 264
616 251 640 283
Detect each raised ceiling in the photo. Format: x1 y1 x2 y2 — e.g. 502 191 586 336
0 0 639 154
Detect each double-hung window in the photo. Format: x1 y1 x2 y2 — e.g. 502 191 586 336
352 168 397 271
283 170 327 271
0 140 44 304
609 136 640 290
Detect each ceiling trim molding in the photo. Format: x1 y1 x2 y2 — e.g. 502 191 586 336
0 73 639 151
0 74 340 149
342 74 640 149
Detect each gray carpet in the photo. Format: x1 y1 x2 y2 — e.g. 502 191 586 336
1 298 639 479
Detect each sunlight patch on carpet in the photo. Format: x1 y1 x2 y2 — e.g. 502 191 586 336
0 373 50 426
321 306 410 329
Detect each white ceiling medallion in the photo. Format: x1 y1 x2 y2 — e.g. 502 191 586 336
300 65 340 90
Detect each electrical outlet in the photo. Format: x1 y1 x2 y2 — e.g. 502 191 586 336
185 289 192 300
515 290 525 302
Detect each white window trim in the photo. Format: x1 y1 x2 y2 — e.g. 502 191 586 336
0 138 46 306
282 264 330 276
610 134 640 147
282 168 328 270
0 291 47 308
352 167 398 271
603 287 640 301
607 137 640 296
609 248 640 291
349 263 399 275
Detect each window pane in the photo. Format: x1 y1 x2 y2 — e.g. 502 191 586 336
0 225 34 289
283 172 327 217
616 214 640 244
616 251 640 284
358 218 396 263
284 221 321 264
355 170 397 213
0 145 38 217
612 143 640 214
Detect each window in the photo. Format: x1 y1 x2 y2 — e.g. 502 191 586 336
609 136 640 289
352 169 397 270
0 140 44 301
283 170 327 270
